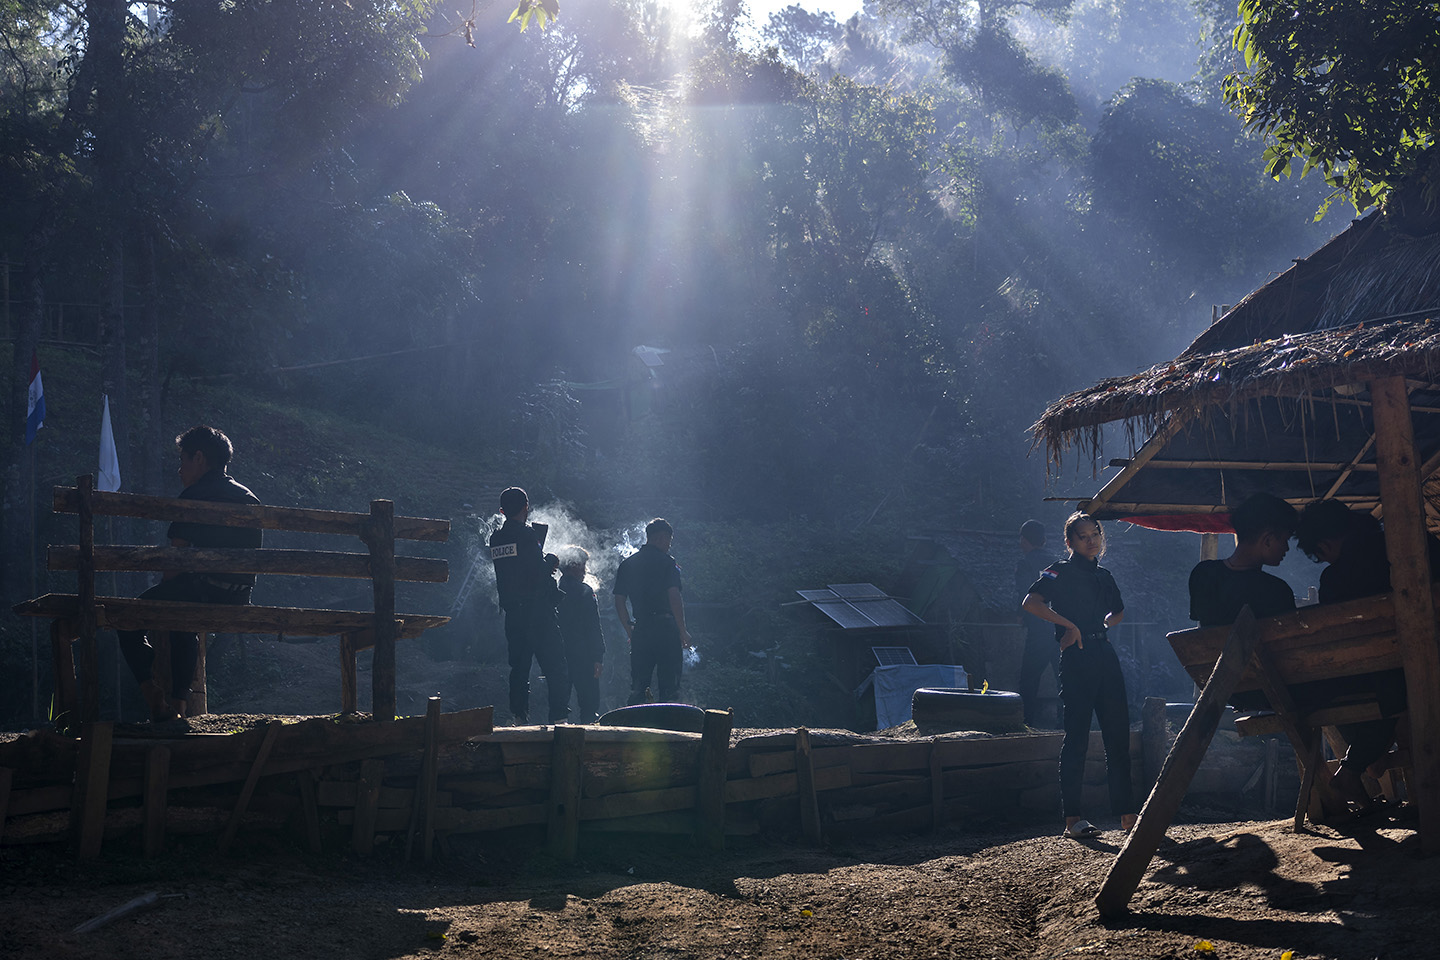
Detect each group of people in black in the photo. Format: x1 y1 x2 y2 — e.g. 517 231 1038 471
1017 492 1414 838
489 486 690 725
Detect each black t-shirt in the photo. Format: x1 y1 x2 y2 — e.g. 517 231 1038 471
1188 559 1296 627
613 544 682 618
1026 555 1123 641
168 469 263 588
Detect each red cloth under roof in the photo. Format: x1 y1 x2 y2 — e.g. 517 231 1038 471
1118 514 1235 534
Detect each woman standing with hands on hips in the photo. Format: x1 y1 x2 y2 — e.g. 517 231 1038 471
1022 512 1138 839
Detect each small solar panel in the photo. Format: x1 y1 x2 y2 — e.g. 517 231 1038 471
812 600 874 629
850 598 924 627
872 646 918 666
829 583 887 599
797 588 840 602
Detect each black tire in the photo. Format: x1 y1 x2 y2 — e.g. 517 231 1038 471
597 702 707 733
911 687 1025 734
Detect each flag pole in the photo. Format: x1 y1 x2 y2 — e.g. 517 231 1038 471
30 437 39 722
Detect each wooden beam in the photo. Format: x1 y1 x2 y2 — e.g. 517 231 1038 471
1109 459 1376 472
1369 375 1440 854
695 709 731 850
142 746 170 858
218 719 283 855
1081 412 1191 516
406 696 442 864
75 476 99 724
1096 607 1259 919
547 725 586 861
50 620 78 724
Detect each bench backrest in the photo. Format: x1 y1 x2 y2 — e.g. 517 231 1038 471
1166 589 1411 695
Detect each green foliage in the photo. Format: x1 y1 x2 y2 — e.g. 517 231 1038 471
1223 0 1440 214
510 0 561 32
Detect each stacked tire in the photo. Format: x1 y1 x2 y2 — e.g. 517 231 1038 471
911 687 1025 735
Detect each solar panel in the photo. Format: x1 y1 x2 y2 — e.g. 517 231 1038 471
796 588 840 602
850 598 925 627
871 646 918 666
811 600 875 629
829 583 887 599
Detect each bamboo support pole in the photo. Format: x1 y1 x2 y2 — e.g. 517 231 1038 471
1096 607 1259 919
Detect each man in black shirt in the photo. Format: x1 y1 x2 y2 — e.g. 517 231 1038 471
613 518 689 705
1016 519 1060 728
118 425 262 722
490 487 569 725
1188 493 1298 628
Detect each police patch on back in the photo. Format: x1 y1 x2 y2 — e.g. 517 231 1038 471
491 543 518 560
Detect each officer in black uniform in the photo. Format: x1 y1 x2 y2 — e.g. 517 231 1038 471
1022 512 1136 838
117 425 262 722
1015 519 1060 728
490 487 569 724
613 518 689 704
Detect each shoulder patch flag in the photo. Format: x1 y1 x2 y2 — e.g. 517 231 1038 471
1041 568 1059 579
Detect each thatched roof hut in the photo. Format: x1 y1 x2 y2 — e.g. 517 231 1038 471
1032 211 1440 531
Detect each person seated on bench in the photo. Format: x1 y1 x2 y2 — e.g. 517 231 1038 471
1296 498 1411 811
1188 492 1298 630
117 425 262 722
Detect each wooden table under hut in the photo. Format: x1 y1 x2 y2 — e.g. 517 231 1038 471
1030 205 1440 914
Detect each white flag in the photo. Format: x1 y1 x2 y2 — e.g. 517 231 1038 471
98 394 121 492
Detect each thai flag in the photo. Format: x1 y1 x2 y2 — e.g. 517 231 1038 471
24 350 44 445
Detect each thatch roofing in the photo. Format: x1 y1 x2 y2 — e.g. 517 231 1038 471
1031 211 1440 530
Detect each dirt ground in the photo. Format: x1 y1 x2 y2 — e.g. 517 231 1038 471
1 807 1431 960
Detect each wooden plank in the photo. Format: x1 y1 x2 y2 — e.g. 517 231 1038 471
75 476 99 724
547 725 586 860
218 719 283 855
294 768 322 854
695 709 732 850
1233 702 1388 736
1370 374 1440 854
929 743 944 833
435 803 547 832
406 697 442 864
14 594 448 639
53 487 450 541
142 746 170 858
795 728 821 844
48 545 447 583
580 785 698 820
353 759 386 855
747 745 850 778
367 500 398 723
1096 607 1259 919
340 633 358 715
73 721 113 860
723 764 851 803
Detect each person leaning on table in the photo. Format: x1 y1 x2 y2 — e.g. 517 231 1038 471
1022 512 1137 840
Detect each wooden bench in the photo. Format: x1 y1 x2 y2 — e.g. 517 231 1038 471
12 475 452 725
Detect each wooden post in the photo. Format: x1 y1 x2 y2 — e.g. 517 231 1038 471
1199 533 1219 562
1370 375 1440 853
928 742 944 833
219 720 283 855
294 769 322 854
695 708 732 850
188 633 208 716
547 725 586 860
795 727 822 844
353 759 385 856
0 766 13 845
142 746 170 858
72 720 114 860
1140 697 1168 791
366 500 398 722
1095 607 1259 918
1249 646 1343 823
50 620 78 724
406 696 442 864
75 476 100 723
340 632 359 715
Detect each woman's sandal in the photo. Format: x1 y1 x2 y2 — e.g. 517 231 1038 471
1063 819 1102 839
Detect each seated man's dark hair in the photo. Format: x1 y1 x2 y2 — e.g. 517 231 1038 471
176 425 233 469
1295 499 1378 560
1229 492 1297 543
645 518 673 540
499 487 529 517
